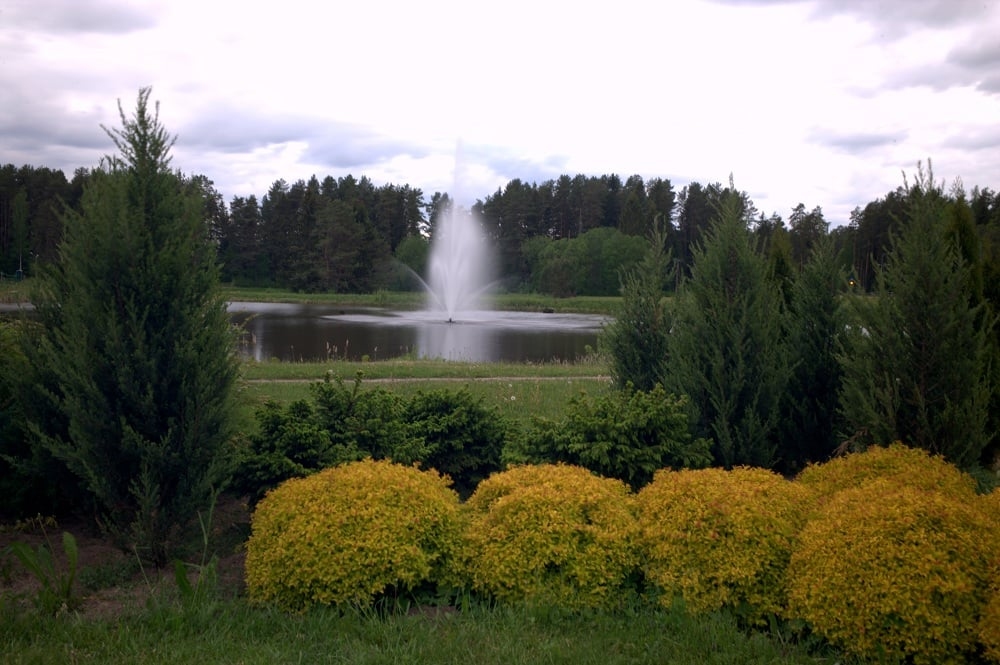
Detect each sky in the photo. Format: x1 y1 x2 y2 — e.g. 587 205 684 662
2 0 999 227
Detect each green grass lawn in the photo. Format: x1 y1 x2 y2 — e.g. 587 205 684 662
237 357 613 429
0 599 839 665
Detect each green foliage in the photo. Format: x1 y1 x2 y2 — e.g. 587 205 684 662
230 400 341 508
231 373 422 506
778 237 847 473
170 497 220 612
786 478 999 664
245 459 463 611
0 321 74 516
390 234 429 291
839 163 995 470
667 193 790 468
635 467 810 624
602 217 672 391
526 227 648 297
403 387 508 498
8 529 80 615
0 594 842 664
309 373 425 462
507 385 711 488
23 88 239 564
233 373 510 503
458 464 639 609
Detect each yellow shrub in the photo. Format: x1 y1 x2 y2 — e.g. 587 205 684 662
983 588 1000 663
244 459 462 611
980 489 1000 662
795 442 977 504
635 467 809 623
459 464 638 609
786 479 997 664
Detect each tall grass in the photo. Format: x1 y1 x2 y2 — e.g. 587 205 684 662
0 600 839 665
0 277 32 305
239 367 612 426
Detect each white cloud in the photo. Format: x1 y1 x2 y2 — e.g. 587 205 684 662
1 0 999 227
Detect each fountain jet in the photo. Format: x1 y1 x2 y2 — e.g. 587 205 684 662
426 206 493 322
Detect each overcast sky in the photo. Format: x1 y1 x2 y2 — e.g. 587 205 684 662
3 0 999 226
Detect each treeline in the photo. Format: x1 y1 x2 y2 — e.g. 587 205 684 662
2 163 1000 300
601 167 1000 478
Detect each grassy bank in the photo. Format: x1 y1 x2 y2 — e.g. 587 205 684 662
238 357 613 427
223 285 622 315
0 277 32 305
0 599 836 665
2 280 623 315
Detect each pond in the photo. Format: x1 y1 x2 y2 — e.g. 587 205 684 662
229 302 609 363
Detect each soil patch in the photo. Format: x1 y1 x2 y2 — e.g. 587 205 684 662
0 494 251 620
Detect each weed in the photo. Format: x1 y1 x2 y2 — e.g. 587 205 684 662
171 497 219 609
8 528 81 615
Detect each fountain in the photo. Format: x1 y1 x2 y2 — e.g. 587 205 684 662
260 150 610 362
425 205 493 322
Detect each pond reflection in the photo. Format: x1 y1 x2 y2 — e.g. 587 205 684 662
228 302 607 363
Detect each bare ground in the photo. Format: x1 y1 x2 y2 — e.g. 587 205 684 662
0 494 251 620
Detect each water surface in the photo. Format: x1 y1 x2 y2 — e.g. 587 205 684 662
229 302 607 363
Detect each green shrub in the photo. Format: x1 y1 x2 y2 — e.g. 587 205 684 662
635 467 809 624
234 374 511 504
230 400 356 507
786 479 998 664
795 442 979 505
244 459 462 611
309 373 425 462
458 464 639 609
403 387 509 498
507 385 712 488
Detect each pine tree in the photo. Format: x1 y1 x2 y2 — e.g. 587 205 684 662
839 164 995 469
602 215 672 391
667 193 790 468
779 237 846 473
26 88 239 563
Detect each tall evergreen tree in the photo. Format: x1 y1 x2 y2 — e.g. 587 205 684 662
667 194 790 468
779 237 846 473
602 216 672 391
839 164 995 470
25 88 239 563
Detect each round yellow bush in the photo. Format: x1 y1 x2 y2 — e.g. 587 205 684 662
795 442 977 504
245 459 462 611
980 489 1000 662
983 590 1000 663
459 463 638 608
635 467 810 623
786 479 997 664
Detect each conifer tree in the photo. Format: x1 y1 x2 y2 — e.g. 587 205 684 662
779 237 846 473
839 164 995 469
667 193 790 468
602 215 672 391
26 88 238 563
